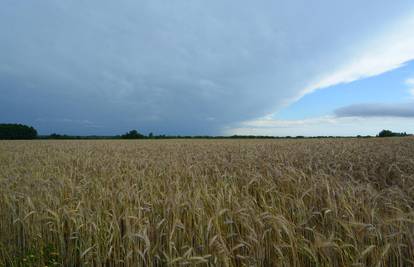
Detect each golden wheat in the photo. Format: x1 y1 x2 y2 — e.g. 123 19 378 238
0 138 413 266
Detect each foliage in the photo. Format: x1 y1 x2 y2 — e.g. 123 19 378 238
0 123 37 139
1 138 414 266
377 129 408 137
120 129 145 139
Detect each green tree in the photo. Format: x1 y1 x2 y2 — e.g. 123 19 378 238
377 129 408 137
121 130 145 139
0 124 38 139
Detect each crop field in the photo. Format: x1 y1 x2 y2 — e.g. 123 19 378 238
0 138 414 266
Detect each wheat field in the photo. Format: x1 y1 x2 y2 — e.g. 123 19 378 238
0 138 413 266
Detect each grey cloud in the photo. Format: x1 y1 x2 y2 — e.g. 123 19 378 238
1 1 414 135
335 103 414 118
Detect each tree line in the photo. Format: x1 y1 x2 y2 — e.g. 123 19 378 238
0 124 412 140
377 130 409 137
0 124 38 139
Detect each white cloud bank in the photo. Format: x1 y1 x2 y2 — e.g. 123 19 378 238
1 1 414 135
227 116 414 137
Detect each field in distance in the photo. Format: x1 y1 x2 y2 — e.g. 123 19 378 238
1 138 413 266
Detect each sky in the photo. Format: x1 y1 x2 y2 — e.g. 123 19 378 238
1 1 414 136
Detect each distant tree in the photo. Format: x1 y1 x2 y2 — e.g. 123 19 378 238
0 124 38 139
148 132 154 138
377 129 408 137
378 130 393 137
121 130 145 139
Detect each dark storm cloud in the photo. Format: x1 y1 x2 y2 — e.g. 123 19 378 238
1 0 414 135
335 103 414 118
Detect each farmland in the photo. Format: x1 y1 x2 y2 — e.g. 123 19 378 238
1 138 414 266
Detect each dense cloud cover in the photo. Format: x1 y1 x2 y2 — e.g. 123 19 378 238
1 1 414 135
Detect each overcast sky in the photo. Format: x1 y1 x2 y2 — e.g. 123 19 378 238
1 1 414 136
